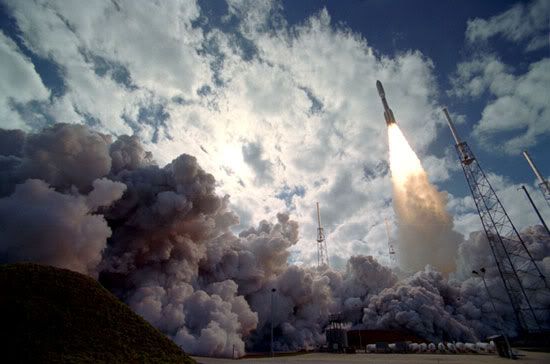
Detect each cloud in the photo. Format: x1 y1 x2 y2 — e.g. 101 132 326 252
451 56 550 153
0 31 49 129
465 0 550 52
242 141 274 184
452 0 550 154
3 0 456 270
472 59 550 153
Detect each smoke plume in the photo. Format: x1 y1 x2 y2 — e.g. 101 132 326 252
388 124 462 274
1 123 548 356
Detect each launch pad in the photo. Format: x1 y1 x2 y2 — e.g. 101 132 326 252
193 349 550 364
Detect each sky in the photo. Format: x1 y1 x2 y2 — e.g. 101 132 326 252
0 0 549 269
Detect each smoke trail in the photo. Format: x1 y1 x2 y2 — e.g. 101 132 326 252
388 124 462 274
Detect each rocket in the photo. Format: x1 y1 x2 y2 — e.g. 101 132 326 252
376 80 396 126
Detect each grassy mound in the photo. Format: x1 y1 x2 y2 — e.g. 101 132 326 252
0 263 195 364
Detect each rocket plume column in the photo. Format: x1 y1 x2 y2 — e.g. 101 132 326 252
379 83 462 274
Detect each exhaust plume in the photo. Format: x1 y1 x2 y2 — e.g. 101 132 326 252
388 124 462 274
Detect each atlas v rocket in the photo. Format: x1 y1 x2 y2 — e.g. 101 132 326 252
376 80 396 126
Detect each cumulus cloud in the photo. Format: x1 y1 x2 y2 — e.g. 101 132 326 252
0 31 49 129
465 0 550 52
0 0 452 269
452 0 550 154
242 141 274 185
451 57 550 153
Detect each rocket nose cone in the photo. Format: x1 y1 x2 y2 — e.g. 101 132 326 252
376 80 385 97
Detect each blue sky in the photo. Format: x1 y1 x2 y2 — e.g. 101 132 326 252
0 0 548 268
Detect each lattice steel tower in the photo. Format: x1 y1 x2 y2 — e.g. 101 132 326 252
316 202 330 269
443 108 549 334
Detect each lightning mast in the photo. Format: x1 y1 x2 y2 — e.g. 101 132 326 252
523 150 550 208
316 202 330 269
443 108 549 334
384 218 397 265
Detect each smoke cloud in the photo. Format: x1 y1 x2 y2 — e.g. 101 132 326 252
1 123 548 356
0 178 124 276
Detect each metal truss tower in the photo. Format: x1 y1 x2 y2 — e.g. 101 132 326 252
384 218 397 265
523 151 550 208
316 202 330 269
443 108 549 334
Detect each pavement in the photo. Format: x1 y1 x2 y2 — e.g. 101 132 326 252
192 350 550 364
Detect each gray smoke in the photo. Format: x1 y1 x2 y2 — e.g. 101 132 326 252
0 178 124 276
1 123 548 357
362 267 478 342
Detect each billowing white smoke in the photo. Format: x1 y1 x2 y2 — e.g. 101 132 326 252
0 178 124 276
364 225 550 340
0 124 126 276
363 267 478 342
1 124 549 356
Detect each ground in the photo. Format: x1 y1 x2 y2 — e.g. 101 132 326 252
192 350 550 364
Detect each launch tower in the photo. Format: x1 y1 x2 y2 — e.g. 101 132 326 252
316 202 330 269
443 108 549 334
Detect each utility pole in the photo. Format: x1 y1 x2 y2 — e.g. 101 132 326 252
518 186 550 235
443 108 549 334
270 288 276 358
316 202 330 269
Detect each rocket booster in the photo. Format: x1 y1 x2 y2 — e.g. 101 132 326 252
376 80 396 126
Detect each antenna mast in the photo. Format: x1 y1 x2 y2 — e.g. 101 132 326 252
316 202 330 269
384 218 397 265
443 108 549 334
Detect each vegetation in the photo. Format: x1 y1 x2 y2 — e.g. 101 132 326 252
0 263 195 364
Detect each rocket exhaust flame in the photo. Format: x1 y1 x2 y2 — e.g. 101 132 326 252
388 124 423 188
388 124 462 274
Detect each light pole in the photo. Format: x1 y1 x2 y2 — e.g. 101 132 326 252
472 268 514 359
271 288 276 358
